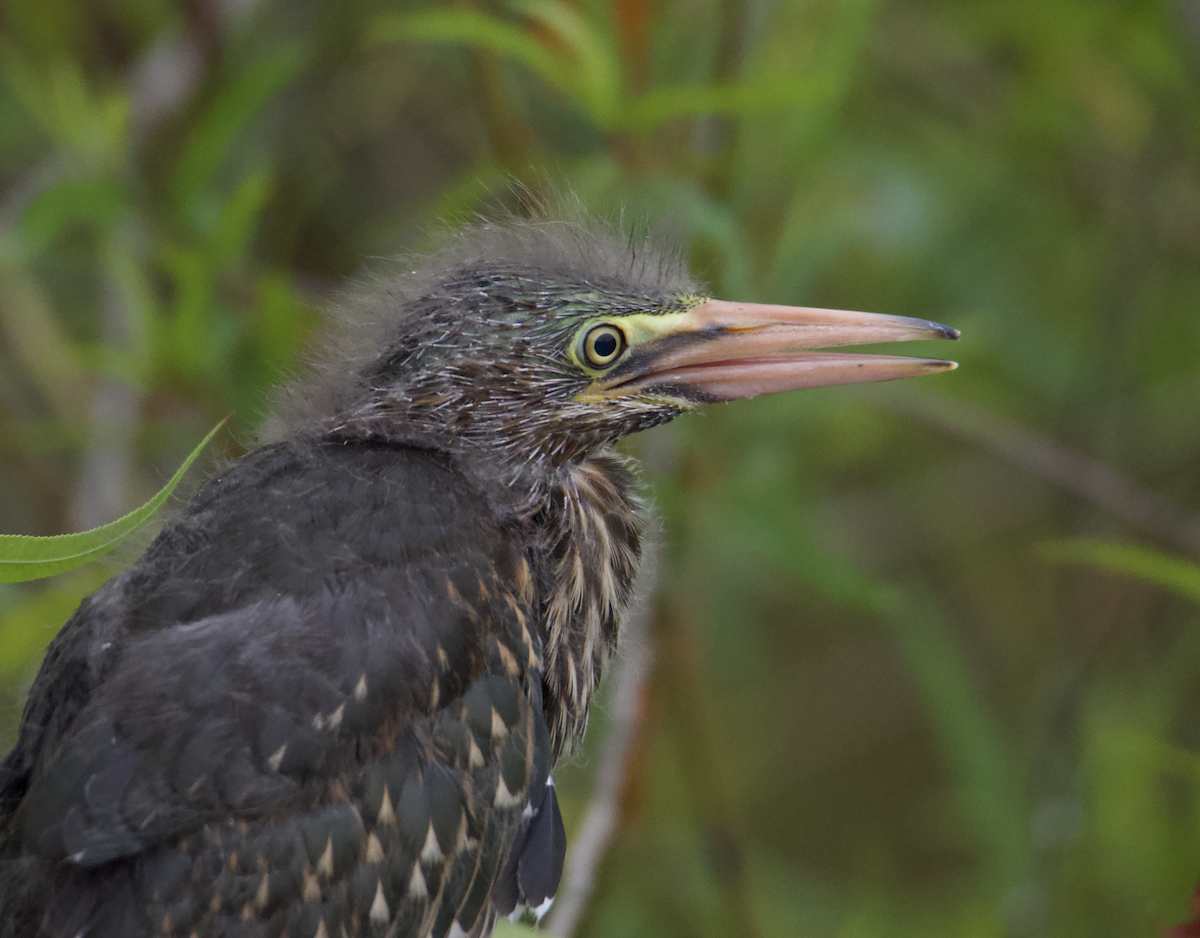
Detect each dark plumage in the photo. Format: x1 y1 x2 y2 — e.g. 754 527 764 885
0 220 958 937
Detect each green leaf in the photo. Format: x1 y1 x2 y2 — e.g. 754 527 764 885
19 176 130 255
513 0 622 127
0 46 127 162
1042 538 1200 604
624 75 835 130
370 10 568 92
0 418 228 583
172 44 305 223
209 168 275 267
375 3 624 128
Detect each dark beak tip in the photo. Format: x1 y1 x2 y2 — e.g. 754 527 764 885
933 322 961 341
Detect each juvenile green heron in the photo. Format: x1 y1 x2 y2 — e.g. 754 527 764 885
0 221 957 937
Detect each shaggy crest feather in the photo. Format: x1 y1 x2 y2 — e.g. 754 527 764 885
265 218 695 447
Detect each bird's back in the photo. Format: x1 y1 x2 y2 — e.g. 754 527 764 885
0 439 555 938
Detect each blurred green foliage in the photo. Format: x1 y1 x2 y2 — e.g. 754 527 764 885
2 0 1199 935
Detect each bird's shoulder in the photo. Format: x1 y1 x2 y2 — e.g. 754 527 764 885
0 439 552 930
125 438 517 625
11 441 517 743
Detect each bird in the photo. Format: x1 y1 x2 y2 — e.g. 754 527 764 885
0 219 958 938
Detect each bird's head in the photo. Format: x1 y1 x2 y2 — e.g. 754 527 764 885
273 221 958 474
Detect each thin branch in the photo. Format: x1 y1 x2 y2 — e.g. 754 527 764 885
68 270 138 531
860 386 1200 557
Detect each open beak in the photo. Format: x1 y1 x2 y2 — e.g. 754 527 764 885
593 299 959 403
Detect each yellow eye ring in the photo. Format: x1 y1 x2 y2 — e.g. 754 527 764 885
581 324 626 368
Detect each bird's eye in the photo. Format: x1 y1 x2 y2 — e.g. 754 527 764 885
582 324 626 368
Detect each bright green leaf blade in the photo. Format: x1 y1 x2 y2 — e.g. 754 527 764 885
1042 538 1200 604
0 418 227 583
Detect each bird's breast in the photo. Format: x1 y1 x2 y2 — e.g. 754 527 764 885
534 452 645 753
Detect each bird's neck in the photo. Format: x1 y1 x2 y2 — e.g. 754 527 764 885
320 426 648 755
519 450 647 755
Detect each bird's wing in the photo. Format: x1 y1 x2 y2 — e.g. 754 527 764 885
1 441 553 938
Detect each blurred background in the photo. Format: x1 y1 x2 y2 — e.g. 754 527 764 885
2 0 1200 935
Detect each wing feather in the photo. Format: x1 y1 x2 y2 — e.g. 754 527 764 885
0 440 554 938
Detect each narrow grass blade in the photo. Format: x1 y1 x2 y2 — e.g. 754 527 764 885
0 418 227 583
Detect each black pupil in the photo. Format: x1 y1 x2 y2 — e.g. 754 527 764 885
592 331 618 359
